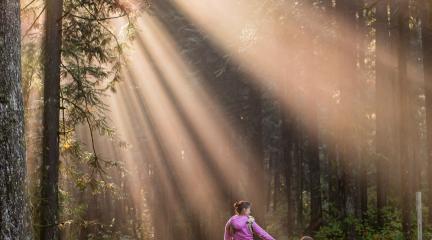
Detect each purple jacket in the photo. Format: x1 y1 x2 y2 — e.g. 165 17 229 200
224 215 275 240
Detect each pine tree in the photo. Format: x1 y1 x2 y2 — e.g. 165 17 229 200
422 0 432 226
39 0 63 238
0 0 28 238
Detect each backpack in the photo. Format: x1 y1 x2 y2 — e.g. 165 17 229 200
247 216 260 240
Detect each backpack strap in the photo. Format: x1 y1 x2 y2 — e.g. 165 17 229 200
247 216 255 234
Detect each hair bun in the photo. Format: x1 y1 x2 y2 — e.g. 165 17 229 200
233 200 251 214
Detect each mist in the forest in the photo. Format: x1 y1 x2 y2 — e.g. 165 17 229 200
15 0 432 239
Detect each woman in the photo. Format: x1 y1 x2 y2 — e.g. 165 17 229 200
224 201 275 240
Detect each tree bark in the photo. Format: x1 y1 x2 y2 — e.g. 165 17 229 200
356 0 368 222
305 97 322 234
0 1 28 239
295 126 304 231
248 87 267 224
273 158 280 211
40 0 63 239
303 4 322 232
281 110 294 234
327 142 339 210
398 1 413 238
375 0 394 227
335 0 358 238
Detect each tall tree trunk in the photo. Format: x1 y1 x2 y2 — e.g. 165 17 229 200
266 157 273 212
249 87 266 223
422 0 432 226
295 127 304 231
375 0 394 228
322 0 341 219
398 1 413 238
306 97 322 234
410 0 422 203
40 0 63 238
356 0 368 221
336 0 358 238
273 158 281 211
327 142 339 210
0 1 28 239
304 4 322 231
280 55 296 235
281 110 294 234
284 152 293 235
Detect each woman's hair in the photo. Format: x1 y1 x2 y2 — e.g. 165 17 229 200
300 236 313 240
233 200 251 214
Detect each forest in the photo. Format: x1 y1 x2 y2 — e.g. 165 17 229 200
1 0 432 239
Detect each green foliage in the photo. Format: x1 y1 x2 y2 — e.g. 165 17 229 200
314 218 344 240
57 0 139 190
21 0 149 238
60 0 133 151
265 202 290 239
424 227 432 240
315 206 404 240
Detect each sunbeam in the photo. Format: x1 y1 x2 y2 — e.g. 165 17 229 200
14 0 431 239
